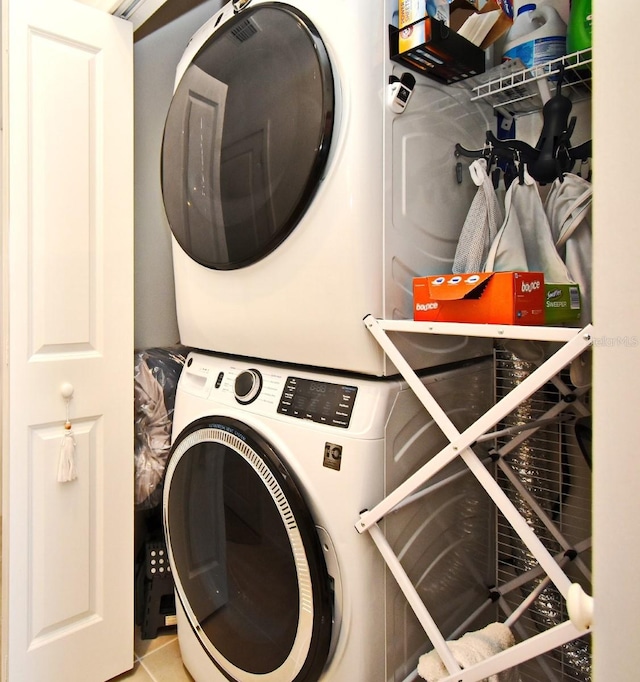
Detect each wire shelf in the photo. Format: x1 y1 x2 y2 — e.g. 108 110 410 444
469 49 592 117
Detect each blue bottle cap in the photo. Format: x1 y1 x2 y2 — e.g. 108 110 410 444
518 3 537 15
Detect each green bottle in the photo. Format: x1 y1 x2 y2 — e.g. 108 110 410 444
566 0 592 53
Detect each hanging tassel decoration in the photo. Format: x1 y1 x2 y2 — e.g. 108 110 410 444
58 421 77 483
58 387 78 483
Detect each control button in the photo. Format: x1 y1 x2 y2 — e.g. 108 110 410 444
234 369 263 404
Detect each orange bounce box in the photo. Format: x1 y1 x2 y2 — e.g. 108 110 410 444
413 272 545 325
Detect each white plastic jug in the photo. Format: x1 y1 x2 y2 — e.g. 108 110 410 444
503 3 567 70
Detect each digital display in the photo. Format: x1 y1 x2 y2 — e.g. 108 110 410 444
277 377 357 428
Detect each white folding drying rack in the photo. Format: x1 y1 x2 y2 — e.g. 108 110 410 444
357 316 595 682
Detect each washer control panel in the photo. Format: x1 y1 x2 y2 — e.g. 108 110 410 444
180 353 370 431
277 376 357 429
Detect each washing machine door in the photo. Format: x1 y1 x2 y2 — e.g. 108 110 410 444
161 3 334 270
164 416 333 682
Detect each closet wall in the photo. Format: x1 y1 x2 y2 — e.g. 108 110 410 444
592 3 640 677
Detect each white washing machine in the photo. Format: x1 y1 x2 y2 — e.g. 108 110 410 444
163 351 496 682
160 0 493 376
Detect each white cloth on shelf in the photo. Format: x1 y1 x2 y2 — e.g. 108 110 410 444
417 622 520 682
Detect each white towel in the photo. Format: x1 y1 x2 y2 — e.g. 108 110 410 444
417 623 519 682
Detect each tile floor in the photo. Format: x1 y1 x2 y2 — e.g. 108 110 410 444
109 628 194 682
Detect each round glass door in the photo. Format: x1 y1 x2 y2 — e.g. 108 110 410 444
161 3 335 269
164 416 333 682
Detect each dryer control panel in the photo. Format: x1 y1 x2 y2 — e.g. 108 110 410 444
277 377 357 428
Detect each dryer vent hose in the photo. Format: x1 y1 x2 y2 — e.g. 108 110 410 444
495 344 591 681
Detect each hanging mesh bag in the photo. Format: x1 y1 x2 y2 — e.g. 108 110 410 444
453 158 504 274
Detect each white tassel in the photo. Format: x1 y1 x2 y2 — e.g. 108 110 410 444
58 422 78 483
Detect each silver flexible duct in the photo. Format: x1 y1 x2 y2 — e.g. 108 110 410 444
495 344 591 681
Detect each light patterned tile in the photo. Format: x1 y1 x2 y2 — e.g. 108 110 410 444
134 627 178 659
108 660 155 681
139 637 195 682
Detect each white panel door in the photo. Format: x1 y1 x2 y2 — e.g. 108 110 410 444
1 0 134 680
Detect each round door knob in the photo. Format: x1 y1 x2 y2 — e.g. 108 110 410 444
60 383 74 399
234 369 262 404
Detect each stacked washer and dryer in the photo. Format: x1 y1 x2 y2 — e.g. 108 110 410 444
160 1 496 681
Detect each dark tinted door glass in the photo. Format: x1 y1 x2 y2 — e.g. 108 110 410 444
162 4 334 269
165 418 332 679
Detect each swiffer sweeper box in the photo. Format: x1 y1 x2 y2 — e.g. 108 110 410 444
413 271 545 325
544 283 582 325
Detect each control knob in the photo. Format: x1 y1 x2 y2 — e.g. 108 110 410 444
234 369 262 404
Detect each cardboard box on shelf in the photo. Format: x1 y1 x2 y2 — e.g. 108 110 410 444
544 283 582 325
398 0 512 49
413 271 545 325
449 0 512 50
399 0 427 29
392 0 512 84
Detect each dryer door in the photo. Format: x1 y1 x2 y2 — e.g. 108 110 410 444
161 3 334 270
164 416 333 682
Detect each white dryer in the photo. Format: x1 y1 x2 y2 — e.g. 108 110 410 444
163 351 496 682
160 0 492 376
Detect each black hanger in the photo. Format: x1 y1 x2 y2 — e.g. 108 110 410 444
528 67 576 183
455 66 592 185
